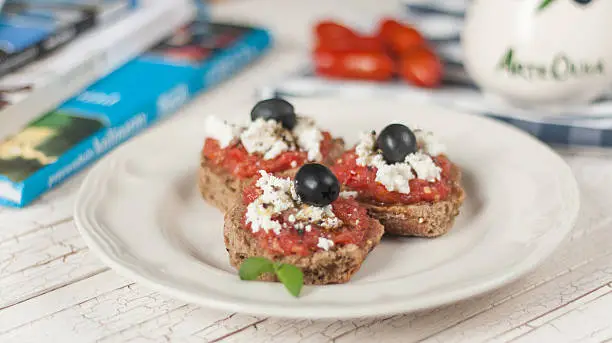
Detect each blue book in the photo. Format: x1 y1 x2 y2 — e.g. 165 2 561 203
0 20 272 207
0 0 132 77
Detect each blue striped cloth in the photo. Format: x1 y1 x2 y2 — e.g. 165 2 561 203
258 0 612 148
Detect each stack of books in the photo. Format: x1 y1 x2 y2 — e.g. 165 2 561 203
0 0 192 136
0 0 273 207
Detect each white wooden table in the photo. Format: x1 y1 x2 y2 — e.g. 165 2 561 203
2 1 612 342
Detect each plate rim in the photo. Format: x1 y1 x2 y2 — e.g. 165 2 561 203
74 99 581 319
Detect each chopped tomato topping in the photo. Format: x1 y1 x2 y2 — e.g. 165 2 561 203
330 150 453 205
241 181 373 257
202 132 334 179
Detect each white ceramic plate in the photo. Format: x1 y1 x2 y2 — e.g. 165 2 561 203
74 98 580 319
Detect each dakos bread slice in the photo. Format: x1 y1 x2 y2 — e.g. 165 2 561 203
224 165 384 285
224 202 384 284
331 125 465 238
360 163 465 237
199 98 344 212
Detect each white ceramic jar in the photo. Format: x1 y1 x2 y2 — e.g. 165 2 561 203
461 0 612 107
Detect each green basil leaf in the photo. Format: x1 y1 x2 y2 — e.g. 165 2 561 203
275 264 304 297
239 257 275 280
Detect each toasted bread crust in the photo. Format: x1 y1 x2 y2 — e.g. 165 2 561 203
223 203 384 285
360 163 465 237
199 138 345 212
198 162 246 212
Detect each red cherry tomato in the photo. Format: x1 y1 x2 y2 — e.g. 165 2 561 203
315 35 384 53
315 20 357 51
398 46 444 88
351 35 385 52
377 18 404 39
377 18 425 55
315 20 358 41
314 20 384 52
313 49 394 81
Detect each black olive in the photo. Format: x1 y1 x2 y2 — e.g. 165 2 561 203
294 163 340 206
376 123 417 164
250 98 297 129
574 0 592 4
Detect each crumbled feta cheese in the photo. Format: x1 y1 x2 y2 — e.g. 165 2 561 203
415 129 446 156
255 170 297 211
355 131 413 193
355 131 379 166
339 191 358 199
216 115 326 162
354 128 445 194
240 118 296 160
245 171 297 234
204 116 241 148
375 163 414 194
405 152 441 182
246 204 283 234
295 204 342 229
290 183 300 201
244 170 342 235
293 117 323 161
264 140 290 160
317 237 335 251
